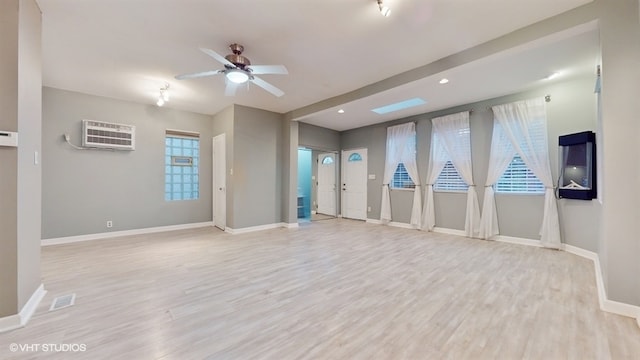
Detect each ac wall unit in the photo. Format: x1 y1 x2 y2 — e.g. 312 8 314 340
82 119 135 150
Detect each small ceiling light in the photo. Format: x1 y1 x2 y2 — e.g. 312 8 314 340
338 109 345 114
161 84 170 101
226 69 250 84
439 78 449 84
377 0 391 17
157 83 170 107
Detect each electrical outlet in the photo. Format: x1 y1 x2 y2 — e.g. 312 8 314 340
106 220 113 228
367 206 372 212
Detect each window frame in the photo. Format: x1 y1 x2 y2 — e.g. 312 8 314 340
164 131 200 201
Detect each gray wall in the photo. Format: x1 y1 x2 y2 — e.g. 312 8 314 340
341 75 600 251
299 122 340 151
282 121 299 224
598 0 640 305
0 0 21 319
0 0 42 318
232 105 284 228
42 87 213 238
16 0 42 309
0 0 42 317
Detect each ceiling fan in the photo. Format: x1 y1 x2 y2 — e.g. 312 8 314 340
175 43 288 97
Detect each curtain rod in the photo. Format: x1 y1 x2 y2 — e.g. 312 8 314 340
480 94 552 111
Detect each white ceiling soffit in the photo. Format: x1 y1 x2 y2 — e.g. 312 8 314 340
297 22 600 131
36 0 593 130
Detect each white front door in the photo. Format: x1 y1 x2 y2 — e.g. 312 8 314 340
342 148 367 220
317 153 337 216
212 134 226 230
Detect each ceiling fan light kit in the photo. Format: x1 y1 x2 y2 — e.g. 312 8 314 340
175 43 288 97
226 69 251 84
377 0 390 17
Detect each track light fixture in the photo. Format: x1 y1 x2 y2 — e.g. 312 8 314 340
157 83 170 107
377 0 390 17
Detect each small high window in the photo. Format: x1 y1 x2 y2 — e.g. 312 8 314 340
321 156 334 165
348 153 363 162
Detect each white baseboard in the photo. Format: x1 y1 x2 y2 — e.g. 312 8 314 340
494 235 543 248
225 222 298 235
42 222 214 246
0 284 46 333
563 244 640 321
366 219 419 230
388 221 416 229
433 227 466 237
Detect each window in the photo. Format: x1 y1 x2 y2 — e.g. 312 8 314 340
165 131 199 201
348 153 362 162
434 161 468 192
321 156 334 165
391 163 415 189
495 155 545 194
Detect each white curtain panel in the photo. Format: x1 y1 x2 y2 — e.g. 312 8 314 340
421 125 448 231
478 121 516 239
430 112 480 237
380 122 421 226
483 98 561 248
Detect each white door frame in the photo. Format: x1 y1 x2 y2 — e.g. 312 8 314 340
317 152 337 217
212 134 226 230
341 148 368 220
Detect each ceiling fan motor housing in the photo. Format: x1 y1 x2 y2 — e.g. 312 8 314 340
225 43 251 69
225 54 251 68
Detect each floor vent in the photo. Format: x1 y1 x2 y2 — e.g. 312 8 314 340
49 293 76 311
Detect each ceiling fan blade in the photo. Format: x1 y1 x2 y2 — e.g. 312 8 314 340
249 65 288 75
175 70 221 80
200 47 235 67
224 82 238 97
251 76 284 97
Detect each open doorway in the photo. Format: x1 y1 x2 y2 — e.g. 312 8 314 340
297 148 312 221
298 147 339 223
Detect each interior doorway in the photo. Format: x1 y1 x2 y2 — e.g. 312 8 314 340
298 147 339 222
297 148 312 220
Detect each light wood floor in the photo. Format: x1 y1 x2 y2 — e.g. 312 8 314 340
2 219 639 359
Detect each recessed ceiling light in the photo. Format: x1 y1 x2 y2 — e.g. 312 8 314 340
439 78 449 84
338 109 345 114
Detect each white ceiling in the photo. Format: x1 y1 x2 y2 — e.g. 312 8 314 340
36 0 597 131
